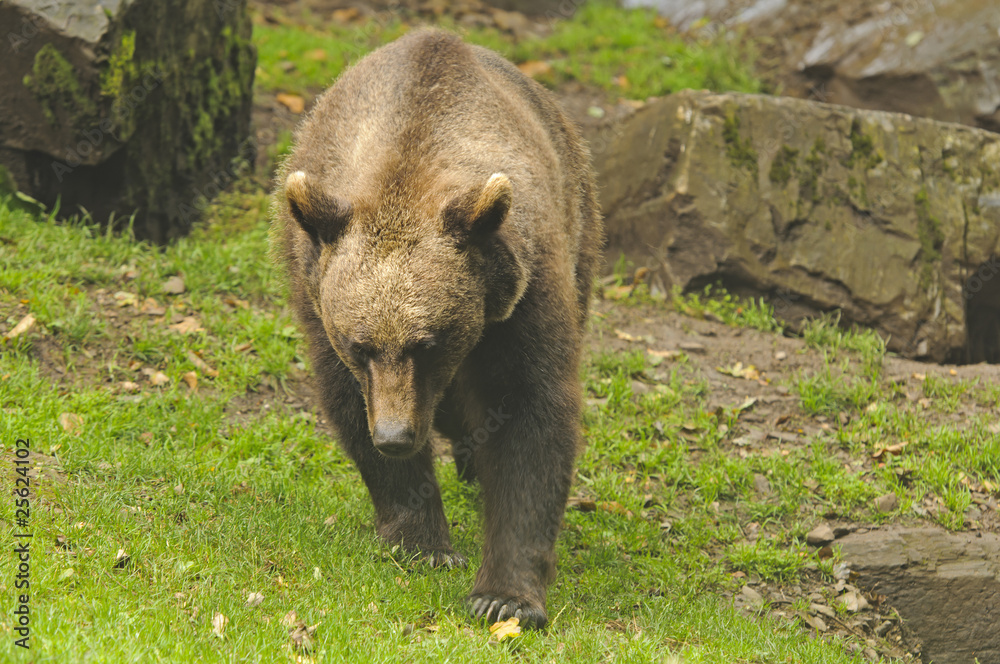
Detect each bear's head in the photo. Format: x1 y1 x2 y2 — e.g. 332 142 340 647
284 169 528 458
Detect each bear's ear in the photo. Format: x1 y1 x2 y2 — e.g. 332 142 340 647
443 173 512 244
285 170 352 244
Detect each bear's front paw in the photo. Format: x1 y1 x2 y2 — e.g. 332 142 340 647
467 593 547 629
424 549 468 569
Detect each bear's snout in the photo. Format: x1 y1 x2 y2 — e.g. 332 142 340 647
372 418 417 458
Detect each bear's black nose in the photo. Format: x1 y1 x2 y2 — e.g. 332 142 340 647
372 420 416 457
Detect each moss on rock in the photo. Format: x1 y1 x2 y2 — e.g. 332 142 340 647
23 43 98 126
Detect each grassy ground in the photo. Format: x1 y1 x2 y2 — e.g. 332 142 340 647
253 1 762 99
2 3 998 663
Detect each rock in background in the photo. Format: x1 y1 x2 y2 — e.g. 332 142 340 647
839 527 1000 664
595 89 1000 363
0 0 256 241
626 0 1000 132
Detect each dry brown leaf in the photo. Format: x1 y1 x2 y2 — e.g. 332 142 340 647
277 93 305 114
331 7 360 22
911 372 926 381
162 276 185 295
717 362 760 380
602 285 634 301
647 348 680 360
169 316 204 334
2 312 36 341
186 350 219 377
305 48 327 61
615 329 641 342
59 412 83 436
182 371 198 392
280 610 299 628
871 441 909 460
139 298 166 316
148 371 170 387
114 291 138 307
234 342 253 353
120 381 140 393
489 616 521 641
516 60 552 78
246 592 264 608
223 296 250 310
212 612 228 638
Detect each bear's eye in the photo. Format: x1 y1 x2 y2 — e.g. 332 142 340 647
346 341 374 365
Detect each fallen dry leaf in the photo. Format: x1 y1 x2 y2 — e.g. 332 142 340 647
59 412 84 436
186 350 219 377
305 48 327 61
3 313 36 341
838 589 869 613
871 441 909 460
246 592 264 608
489 616 521 642
114 291 138 307
280 610 299 628
139 297 166 316
182 371 198 391
615 329 639 342
169 316 204 334
212 612 228 638
148 371 170 387
516 60 552 78
717 362 761 381
162 276 185 295
277 93 305 114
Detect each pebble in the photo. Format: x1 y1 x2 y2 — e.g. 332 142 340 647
875 492 898 513
806 523 835 546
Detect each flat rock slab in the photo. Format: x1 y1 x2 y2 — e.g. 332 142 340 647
839 526 1000 664
595 89 1000 362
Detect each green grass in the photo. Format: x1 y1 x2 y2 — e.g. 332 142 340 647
0 191 922 663
253 1 762 99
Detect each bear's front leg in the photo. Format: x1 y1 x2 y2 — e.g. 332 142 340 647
465 389 578 628
311 340 466 568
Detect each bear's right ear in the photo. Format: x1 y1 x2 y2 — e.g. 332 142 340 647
443 173 512 245
285 170 352 244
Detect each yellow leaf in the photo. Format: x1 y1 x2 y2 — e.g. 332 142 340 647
277 93 305 114
59 412 83 436
3 313 36 341
169 316 204 334
489 616 521 641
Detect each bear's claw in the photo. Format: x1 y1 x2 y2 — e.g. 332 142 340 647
425 550 468 569
467 593 547 629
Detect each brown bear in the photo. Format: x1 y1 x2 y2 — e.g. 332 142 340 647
271 28 602 629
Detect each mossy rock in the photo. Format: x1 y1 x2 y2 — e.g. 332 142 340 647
0 0 256 241
594 90 1000 363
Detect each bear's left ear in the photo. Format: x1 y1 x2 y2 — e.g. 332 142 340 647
443 173 512 244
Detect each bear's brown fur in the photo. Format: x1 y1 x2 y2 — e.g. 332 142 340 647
272 28 602 628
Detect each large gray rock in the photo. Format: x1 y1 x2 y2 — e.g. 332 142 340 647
839 527 1000 664
0 0 256 241
626 0 1000 132
595 89 1000 363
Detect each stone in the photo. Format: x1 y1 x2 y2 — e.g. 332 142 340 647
595 89 1000 363
839 526 1000 664
0 0 256 241
806 523 835 546
874 492 899 513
